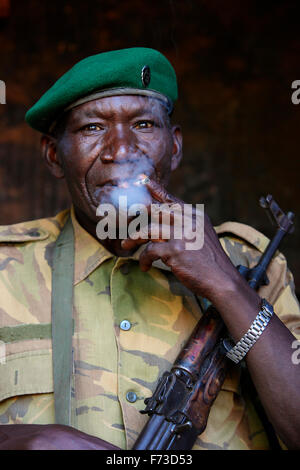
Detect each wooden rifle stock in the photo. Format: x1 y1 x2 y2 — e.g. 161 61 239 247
133 195 294 450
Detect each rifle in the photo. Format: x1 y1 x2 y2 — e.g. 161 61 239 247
133 195 294 450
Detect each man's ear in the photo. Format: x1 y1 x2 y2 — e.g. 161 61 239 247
41 135 65 179
171 125 183 172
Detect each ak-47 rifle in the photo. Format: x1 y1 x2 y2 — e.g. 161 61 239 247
133 195 294 450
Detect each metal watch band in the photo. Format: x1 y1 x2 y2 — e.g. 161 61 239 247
224 298 274 364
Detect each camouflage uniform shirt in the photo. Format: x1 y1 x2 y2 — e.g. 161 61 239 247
0 207 299 450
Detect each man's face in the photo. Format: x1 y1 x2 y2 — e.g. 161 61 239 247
48 94 182 225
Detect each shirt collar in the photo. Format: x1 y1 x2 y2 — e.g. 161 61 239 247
70 206 155 285
70 207 113 284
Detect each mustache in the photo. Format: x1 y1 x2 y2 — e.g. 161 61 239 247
92 174 152 208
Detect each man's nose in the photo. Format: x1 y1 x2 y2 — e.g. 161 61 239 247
100 126 137 163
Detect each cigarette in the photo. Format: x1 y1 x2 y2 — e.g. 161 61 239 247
134 174 150 186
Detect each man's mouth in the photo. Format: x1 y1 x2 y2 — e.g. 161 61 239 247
92 174 151 207
98 174 150 189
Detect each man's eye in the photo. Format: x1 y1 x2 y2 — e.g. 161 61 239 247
134 121 154 130
81 124 103 131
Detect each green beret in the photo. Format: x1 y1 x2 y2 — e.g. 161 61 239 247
25 47 178 133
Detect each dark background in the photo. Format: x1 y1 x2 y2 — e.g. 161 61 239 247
0 0 299 291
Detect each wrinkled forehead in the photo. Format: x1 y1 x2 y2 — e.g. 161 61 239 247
68 94 170 121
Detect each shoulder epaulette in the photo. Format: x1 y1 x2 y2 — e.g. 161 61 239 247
0 224 49 243
215 221 270 254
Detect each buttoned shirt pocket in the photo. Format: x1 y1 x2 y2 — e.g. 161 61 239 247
0 345 54 425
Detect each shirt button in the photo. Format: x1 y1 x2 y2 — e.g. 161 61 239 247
120 320 131 331
126 391 137 403
120 263 130 275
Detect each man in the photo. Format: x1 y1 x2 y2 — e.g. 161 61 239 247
0 47 299 450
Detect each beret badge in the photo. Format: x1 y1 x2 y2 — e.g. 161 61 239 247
141 65 151 87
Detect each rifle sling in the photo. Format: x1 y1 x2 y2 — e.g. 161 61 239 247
51 215 74 426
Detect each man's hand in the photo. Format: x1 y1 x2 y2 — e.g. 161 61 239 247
0 424 120 450
121 179 243 303
123 179 300 449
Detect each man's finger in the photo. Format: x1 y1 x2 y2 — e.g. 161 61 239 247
146 179 181 204
122 223 170 250
121 237 148 250
139 242 170 272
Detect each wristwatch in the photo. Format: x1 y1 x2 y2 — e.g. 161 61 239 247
222 298 274 364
